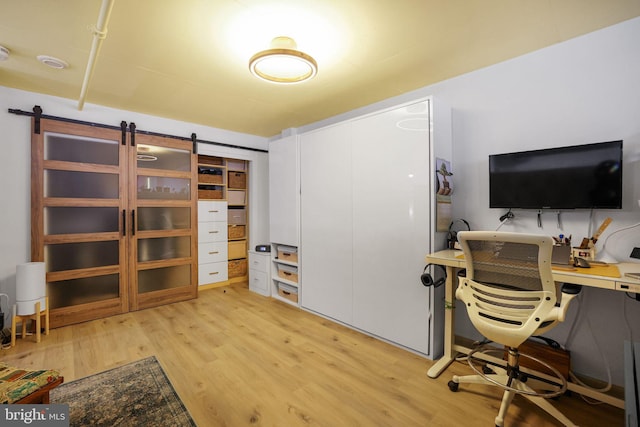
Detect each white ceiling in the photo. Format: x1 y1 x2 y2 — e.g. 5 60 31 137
1 0 639 137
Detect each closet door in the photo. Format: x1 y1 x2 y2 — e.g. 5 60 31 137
31 119 128 327
269 134 299 247
351 100 433 353
129 133 198 311
300 124 353 323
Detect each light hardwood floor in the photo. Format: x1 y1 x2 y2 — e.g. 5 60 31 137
2 283 624 426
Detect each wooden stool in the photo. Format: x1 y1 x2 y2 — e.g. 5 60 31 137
11 297 49 347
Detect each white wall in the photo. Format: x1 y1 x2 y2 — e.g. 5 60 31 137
426 17 640 388
297 17 640 386
2 16 639 386
0 86 269 329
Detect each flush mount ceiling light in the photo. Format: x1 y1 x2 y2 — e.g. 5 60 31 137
0 46 10 61
37 55 68 69
249 36 317 84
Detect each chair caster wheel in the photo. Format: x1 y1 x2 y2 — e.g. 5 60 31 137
448 380 459 392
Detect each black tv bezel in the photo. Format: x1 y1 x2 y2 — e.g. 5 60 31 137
489 140 623 210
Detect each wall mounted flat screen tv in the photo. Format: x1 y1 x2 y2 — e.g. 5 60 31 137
489 140 623 209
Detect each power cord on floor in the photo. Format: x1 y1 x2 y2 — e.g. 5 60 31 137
563 291 613 403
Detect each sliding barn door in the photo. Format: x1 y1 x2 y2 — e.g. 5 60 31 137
31 119 129 327
128 132 198 311
31 119 198 327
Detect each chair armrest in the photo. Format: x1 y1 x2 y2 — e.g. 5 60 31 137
555 284 582 322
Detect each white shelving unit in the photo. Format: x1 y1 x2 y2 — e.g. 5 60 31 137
271 244 299 305
269 134 301 306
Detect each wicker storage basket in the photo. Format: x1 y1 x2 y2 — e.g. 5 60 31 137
228 171 247 189
198 155 223 166
277 264 298 283
199 173 223 185
228 224 246 239
277 282 298 303
228 259 248 278
198 188 223 199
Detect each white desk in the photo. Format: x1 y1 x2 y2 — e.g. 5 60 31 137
425 249 640 409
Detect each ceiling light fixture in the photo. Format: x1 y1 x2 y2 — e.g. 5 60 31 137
249 36 317 84
0 46 10 61
37 55 68 69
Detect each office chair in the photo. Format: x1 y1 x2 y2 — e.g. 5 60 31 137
449 231 580 427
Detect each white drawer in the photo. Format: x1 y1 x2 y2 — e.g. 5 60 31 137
198 221 228 243
198 241 228 264
198 261 228 285
248 252 270 272
249 269 270 296
198 201 227 222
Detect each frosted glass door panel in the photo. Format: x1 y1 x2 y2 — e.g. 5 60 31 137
138 265 191 293
300 123 354 323
46 241 119 272
45 170 119 198
138 237 191 262
45 133 119 165
45 207 118 234
136 145 191 171
351 101 432 354
137 207 191 231
48 274 120 309
137 176 191 200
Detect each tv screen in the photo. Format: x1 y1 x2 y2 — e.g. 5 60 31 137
489 141 623 209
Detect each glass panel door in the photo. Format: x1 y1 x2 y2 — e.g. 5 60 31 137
32 119 128 327
129 133 197 311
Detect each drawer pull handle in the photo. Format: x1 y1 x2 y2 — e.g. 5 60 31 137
209 251 219 255
209 231 219 234
209 272 219 275
208 210 219 213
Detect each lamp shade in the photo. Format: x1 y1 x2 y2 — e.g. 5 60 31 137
16 262 46 315
249 36 317 84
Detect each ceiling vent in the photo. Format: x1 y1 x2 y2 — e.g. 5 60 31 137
0 46 9 61
37 55 68 69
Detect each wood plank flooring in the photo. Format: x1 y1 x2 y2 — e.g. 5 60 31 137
2 283 624 426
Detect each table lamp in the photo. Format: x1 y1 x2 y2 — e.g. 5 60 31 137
16 262 46 315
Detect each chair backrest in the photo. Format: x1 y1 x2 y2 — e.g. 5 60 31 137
456 231 557 348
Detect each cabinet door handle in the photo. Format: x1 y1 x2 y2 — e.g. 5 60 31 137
208 210 219 213
209 271 219 275
209 231 219 234
122 209 126 237
132 209 136 236
208 251 219 255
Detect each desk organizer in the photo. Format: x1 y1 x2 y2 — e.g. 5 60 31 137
572 246 596 261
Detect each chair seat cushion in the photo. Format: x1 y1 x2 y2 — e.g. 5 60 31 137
0 363 60 404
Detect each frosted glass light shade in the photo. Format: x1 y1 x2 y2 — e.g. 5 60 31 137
16 262 46 315
249 36 317 84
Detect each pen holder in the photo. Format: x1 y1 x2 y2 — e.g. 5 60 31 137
572 246 596 262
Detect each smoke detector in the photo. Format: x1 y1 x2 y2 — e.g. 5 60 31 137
37 55 68 69
0 46 9 61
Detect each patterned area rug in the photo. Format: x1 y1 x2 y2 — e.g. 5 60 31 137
51 356 196 427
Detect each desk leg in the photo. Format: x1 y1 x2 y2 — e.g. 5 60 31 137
428 265 457 378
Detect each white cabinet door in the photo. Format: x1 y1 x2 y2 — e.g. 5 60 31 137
300 123 354 324
269 135 299 246
350 100 433 354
